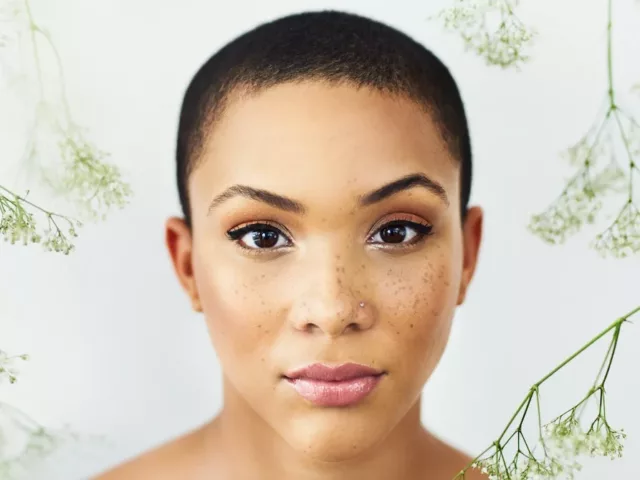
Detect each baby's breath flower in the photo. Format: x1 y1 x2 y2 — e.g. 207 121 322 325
0 185 80 254
0 350 29 385
529 106 639 255
433 0 535 69
45 127 132 222
593 201 640 258
528 168 603 245
456 308 638 480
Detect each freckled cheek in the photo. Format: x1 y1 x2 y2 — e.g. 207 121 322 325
195 265 283 361
376 262 456 345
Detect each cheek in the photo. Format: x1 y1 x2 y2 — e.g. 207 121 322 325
192 253 282 366
374 250 459 369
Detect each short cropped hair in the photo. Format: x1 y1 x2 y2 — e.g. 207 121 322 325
176 10 472 227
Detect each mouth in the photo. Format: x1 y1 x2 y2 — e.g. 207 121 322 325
282 363 386 407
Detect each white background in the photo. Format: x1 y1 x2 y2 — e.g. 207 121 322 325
1 0 640 478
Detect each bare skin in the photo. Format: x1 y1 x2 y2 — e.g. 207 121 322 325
95 81 486 480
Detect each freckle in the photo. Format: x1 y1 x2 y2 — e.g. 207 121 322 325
264 329 270 334
410 324 414 328
261 357 265 362
257 324 262 329
361 264 365 269
396 331 400 335
261 274 266 279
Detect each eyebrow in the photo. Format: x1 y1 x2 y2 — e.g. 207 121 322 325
207 173 449 215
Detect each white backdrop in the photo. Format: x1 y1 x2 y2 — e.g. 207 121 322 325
2 0 640 478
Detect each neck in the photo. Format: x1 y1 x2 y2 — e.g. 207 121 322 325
202 379 435 480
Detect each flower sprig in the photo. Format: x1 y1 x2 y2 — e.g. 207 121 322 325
0 184 80 254
0 350 29 385
432 0 536 69
24 0 131 221
0 0 132 255
41 126 132 222
454 305 639 480
528 0 640 259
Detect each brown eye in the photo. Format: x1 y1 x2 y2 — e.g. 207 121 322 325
379 224 407 244
226 223 292 250
251 229 280 249
368 220 433 246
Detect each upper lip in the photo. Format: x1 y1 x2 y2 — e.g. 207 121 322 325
284 363 384 382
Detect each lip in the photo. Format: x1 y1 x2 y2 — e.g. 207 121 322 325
283 363 385 407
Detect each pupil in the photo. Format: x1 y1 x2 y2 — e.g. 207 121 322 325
253 229 279 248
381 225 405 243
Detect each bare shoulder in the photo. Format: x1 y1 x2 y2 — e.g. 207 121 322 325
92 427 208 480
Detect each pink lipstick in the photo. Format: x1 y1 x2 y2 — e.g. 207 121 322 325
283 363 385 407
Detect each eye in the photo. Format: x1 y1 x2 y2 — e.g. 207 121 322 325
226 222 292 251
368 220 433 246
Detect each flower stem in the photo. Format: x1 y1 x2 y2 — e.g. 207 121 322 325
462 305 639 476
607 0 615 108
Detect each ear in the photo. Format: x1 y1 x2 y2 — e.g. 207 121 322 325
165 217 202 313
456 206 483 306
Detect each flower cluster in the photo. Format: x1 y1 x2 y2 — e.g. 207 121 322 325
593 201 640 258
529 108 640 257
545 408 626 461
453 308 637 480
1 0 132 256
0 186 80 255
434 0 536 69
0 350 28 385
47 127 132 222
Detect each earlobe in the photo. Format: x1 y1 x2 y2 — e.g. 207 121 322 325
456 206 484 306
165 217 202 313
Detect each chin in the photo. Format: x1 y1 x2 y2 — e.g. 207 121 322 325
283 409 392 462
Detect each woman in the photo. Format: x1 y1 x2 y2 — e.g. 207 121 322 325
96 9 485 480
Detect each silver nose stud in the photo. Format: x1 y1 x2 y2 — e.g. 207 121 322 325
359 301 365 308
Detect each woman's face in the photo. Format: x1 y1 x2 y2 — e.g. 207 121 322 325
167 81 483 461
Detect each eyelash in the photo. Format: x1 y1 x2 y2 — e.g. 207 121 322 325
225 217 434 255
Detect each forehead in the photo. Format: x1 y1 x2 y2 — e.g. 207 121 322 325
191 81 459 211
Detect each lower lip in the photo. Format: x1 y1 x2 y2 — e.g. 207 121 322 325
285 375 383 407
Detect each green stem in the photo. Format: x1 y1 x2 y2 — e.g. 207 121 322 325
461 305 639 477
24 0 44 101
600 324 621 386
533 307 636 387
0 184 71 221
607 0 615 108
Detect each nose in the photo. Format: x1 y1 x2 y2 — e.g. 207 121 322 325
288 260 375 338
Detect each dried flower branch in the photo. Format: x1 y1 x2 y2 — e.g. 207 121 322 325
432 0 536 69
454 305 639 479
528 0 640 259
